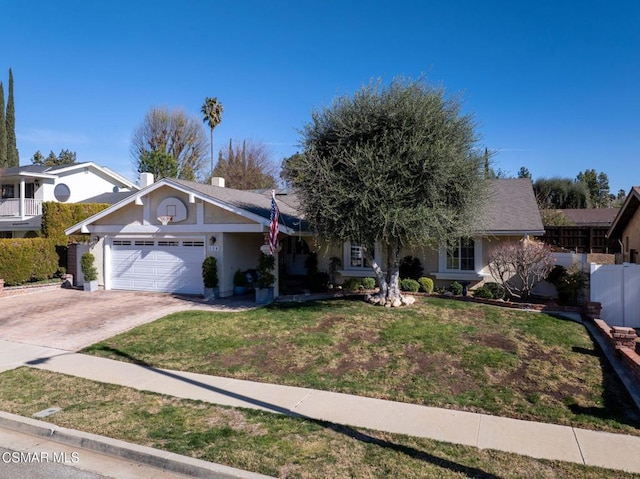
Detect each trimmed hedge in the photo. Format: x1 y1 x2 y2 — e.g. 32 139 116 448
41 202 110 244
418 277 434 294
342 277 363 291
400 278 420 292
0 238 59 286
361 277 376 289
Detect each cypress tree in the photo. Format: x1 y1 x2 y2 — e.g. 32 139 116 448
6 68 18 167
0 82 6 167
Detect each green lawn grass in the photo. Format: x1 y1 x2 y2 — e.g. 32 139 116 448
82 297 640 435
1 368 637 479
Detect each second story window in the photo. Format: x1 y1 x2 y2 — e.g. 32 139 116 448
1 185 14 199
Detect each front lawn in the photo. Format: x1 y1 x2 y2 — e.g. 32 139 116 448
83 297 640 435
0 368 636 479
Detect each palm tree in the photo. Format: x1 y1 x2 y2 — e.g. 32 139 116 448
201 97 224 183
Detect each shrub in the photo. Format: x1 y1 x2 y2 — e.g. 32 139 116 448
304 252 318 276
400 278 420 292
0 238 58 286
342 278 363 291
328 256 342 284
256 253 276 288
484 282 506 300
233 269 247 287
473 286 493 299
361 277 376 290
202 256 218 288
450 281 463 295
487 239 555 300
418 277 434 294
80 252 98 282
309 272 330 292
41 202 110 244
399 256 424 280
547 265 586 305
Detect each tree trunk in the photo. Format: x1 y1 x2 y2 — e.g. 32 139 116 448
364 242 405 307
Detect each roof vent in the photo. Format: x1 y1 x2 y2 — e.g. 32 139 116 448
211 177 225 188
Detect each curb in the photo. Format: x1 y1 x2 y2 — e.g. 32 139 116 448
0 411 274 479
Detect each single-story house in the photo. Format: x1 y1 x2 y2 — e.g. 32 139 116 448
64 176 544 297
607 186 640 263
0 162 139 237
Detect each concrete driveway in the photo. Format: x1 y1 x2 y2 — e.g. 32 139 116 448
0 289 255 351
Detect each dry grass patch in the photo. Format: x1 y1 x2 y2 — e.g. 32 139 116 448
83 297 640 435
1 368 638 478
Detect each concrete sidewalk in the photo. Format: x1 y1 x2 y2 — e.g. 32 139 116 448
2 339 640 475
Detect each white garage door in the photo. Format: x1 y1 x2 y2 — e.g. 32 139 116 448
111 238 205 294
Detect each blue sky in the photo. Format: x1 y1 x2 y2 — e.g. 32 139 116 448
2 1 639 195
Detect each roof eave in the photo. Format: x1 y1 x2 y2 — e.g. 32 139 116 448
482 229 546 237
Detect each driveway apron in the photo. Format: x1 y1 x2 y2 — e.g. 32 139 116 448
0 289 253 351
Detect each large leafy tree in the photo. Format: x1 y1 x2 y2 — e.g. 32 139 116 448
533 177 590 209
212 139 277 189
517 166 532 179
576 169 610 208
6 68 18 167
137 150 178 179
201 97 223 180
284 77 488 304
130 107 207 181
31 149 77 166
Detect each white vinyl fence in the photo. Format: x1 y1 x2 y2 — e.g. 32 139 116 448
590 263 640 328
554 253 589 271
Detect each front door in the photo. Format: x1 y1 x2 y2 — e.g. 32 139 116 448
283 236 310 276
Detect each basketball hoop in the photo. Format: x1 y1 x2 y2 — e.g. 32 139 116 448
157 215 173 226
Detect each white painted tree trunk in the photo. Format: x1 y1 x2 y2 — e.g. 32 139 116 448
364 244 408 307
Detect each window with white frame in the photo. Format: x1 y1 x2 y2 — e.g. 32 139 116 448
349 242 370 268
446 238 475 271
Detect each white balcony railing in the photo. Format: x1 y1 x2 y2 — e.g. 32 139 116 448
0 198 43 217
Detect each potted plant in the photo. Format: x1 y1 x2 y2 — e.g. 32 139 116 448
233 269 247 295
255 253 276 304
202 256 218 299
81 252 98 292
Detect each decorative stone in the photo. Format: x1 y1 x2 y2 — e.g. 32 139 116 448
402 295 416 306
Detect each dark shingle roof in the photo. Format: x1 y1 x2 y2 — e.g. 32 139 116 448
170 178 542 236
480 179 545 234
0 165 50 176
545 208 620 226
170 179 308 231
79 191 138 205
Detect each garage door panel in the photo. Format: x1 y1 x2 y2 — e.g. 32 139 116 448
111 239 204 294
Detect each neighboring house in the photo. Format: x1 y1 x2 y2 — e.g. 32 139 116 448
65 176 544 296
0 162 139 237
539 208 620 254
607 186 640 263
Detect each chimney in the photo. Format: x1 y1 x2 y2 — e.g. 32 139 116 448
211 177 225 188
139 172 154 188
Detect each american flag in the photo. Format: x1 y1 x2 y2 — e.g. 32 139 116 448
269 191 279 254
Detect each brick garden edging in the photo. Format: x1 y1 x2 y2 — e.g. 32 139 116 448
0 275 74 298
587 302 640 384
432 293 584 314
